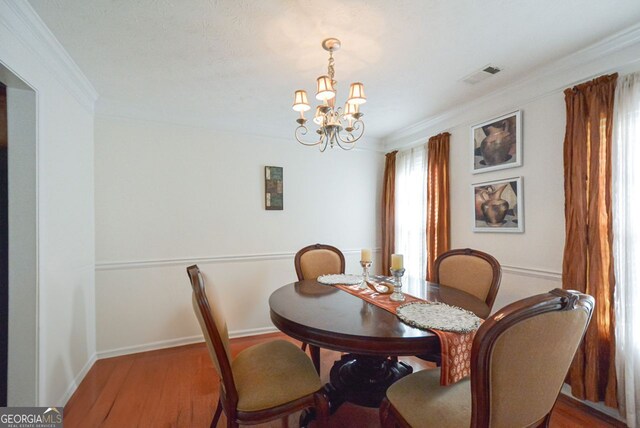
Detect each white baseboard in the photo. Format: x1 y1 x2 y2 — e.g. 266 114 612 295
96 326 279 360
58 352 97 406
560 383 625 423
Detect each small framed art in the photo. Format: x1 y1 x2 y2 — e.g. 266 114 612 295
265 166 283 210
472 176 523 233
471 110 522 174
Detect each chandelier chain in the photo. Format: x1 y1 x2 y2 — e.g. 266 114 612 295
328 51 335 82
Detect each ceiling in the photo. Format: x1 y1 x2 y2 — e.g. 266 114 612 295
29 0 640 141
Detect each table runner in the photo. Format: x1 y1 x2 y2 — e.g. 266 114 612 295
334 283 476 385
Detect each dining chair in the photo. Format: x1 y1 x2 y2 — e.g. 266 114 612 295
380 288 594 428
417 248 501 365
294 243 346 368
294 243 346 282
187 264 329 428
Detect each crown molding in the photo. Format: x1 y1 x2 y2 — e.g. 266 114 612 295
1 0 98 112
96 106 387 153
383 22 640 149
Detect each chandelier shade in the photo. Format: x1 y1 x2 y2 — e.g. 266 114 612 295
292 90 311 112
292 38 366 152
316 75 336 101
347 82 367 105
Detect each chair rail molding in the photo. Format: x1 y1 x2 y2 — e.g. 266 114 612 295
501 265 562 281
95 251 560 282
95 248 383 271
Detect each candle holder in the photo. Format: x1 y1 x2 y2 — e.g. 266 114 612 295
389 268 406 302
359 260 372 289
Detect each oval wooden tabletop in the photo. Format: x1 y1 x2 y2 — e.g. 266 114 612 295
269 277 490 357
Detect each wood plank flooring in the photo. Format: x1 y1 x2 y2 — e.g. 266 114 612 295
64 333 623 427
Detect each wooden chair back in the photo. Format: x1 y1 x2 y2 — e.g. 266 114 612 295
470 288 594 428
294 243 345 280
186 264 239 410
434 248 501 311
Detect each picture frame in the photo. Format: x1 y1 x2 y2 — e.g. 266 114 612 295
265 166 283 210
472 176 523 233
471 110 522 174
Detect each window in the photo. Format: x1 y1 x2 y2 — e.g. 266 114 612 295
394 146 427 280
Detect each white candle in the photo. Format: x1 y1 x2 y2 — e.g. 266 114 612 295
391 254 404 270
361 248 372 262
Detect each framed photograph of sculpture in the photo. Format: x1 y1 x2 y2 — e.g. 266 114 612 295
471 110 522 173
265 166 283 210
472 177 523 233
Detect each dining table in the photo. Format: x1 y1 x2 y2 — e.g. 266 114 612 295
268 276 489 410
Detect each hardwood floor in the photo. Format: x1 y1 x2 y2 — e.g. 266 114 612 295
64 333 623 427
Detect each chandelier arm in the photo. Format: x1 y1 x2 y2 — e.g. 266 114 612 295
336 119 365 145
295 125 323 147
319 138 329 152
335 138 357 151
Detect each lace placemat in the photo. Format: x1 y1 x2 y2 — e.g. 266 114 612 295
317 274 362 285
396 302 482 333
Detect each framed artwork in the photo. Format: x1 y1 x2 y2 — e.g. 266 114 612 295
471 110 522 174
472 177 523 233
265 166 283 210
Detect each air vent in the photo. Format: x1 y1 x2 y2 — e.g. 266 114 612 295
483 65 501 75
461 64 502 84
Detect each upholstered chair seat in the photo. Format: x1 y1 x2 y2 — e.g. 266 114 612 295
232 339 322 412
187 265 328 428
386 369 470 428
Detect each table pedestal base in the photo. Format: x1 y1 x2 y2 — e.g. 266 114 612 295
329 353 413 408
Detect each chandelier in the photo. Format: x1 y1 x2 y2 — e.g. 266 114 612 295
292 38 366 151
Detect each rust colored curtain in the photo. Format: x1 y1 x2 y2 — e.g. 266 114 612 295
563 73 618 407
381 151 397 274
426 133 450 281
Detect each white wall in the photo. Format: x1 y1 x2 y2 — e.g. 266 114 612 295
385 27 640 313
6 86 37 406
449 91 566 311
0 1 97 405
94 115 384 356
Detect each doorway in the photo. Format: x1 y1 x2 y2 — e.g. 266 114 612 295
0 81 7 407
0 64 38 406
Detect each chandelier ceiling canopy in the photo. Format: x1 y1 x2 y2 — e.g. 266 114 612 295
292 38 366 151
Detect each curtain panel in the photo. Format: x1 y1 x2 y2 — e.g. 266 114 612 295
613 72 640 426
381 151 398 274
395 146 427 279
562 73 618 407
426 132 451 282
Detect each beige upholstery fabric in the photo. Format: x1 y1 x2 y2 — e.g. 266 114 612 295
299 249 342 280
192 276 231 379
232 340 322 412
488 309 588 428
438 255 494 302
386 369 471 428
